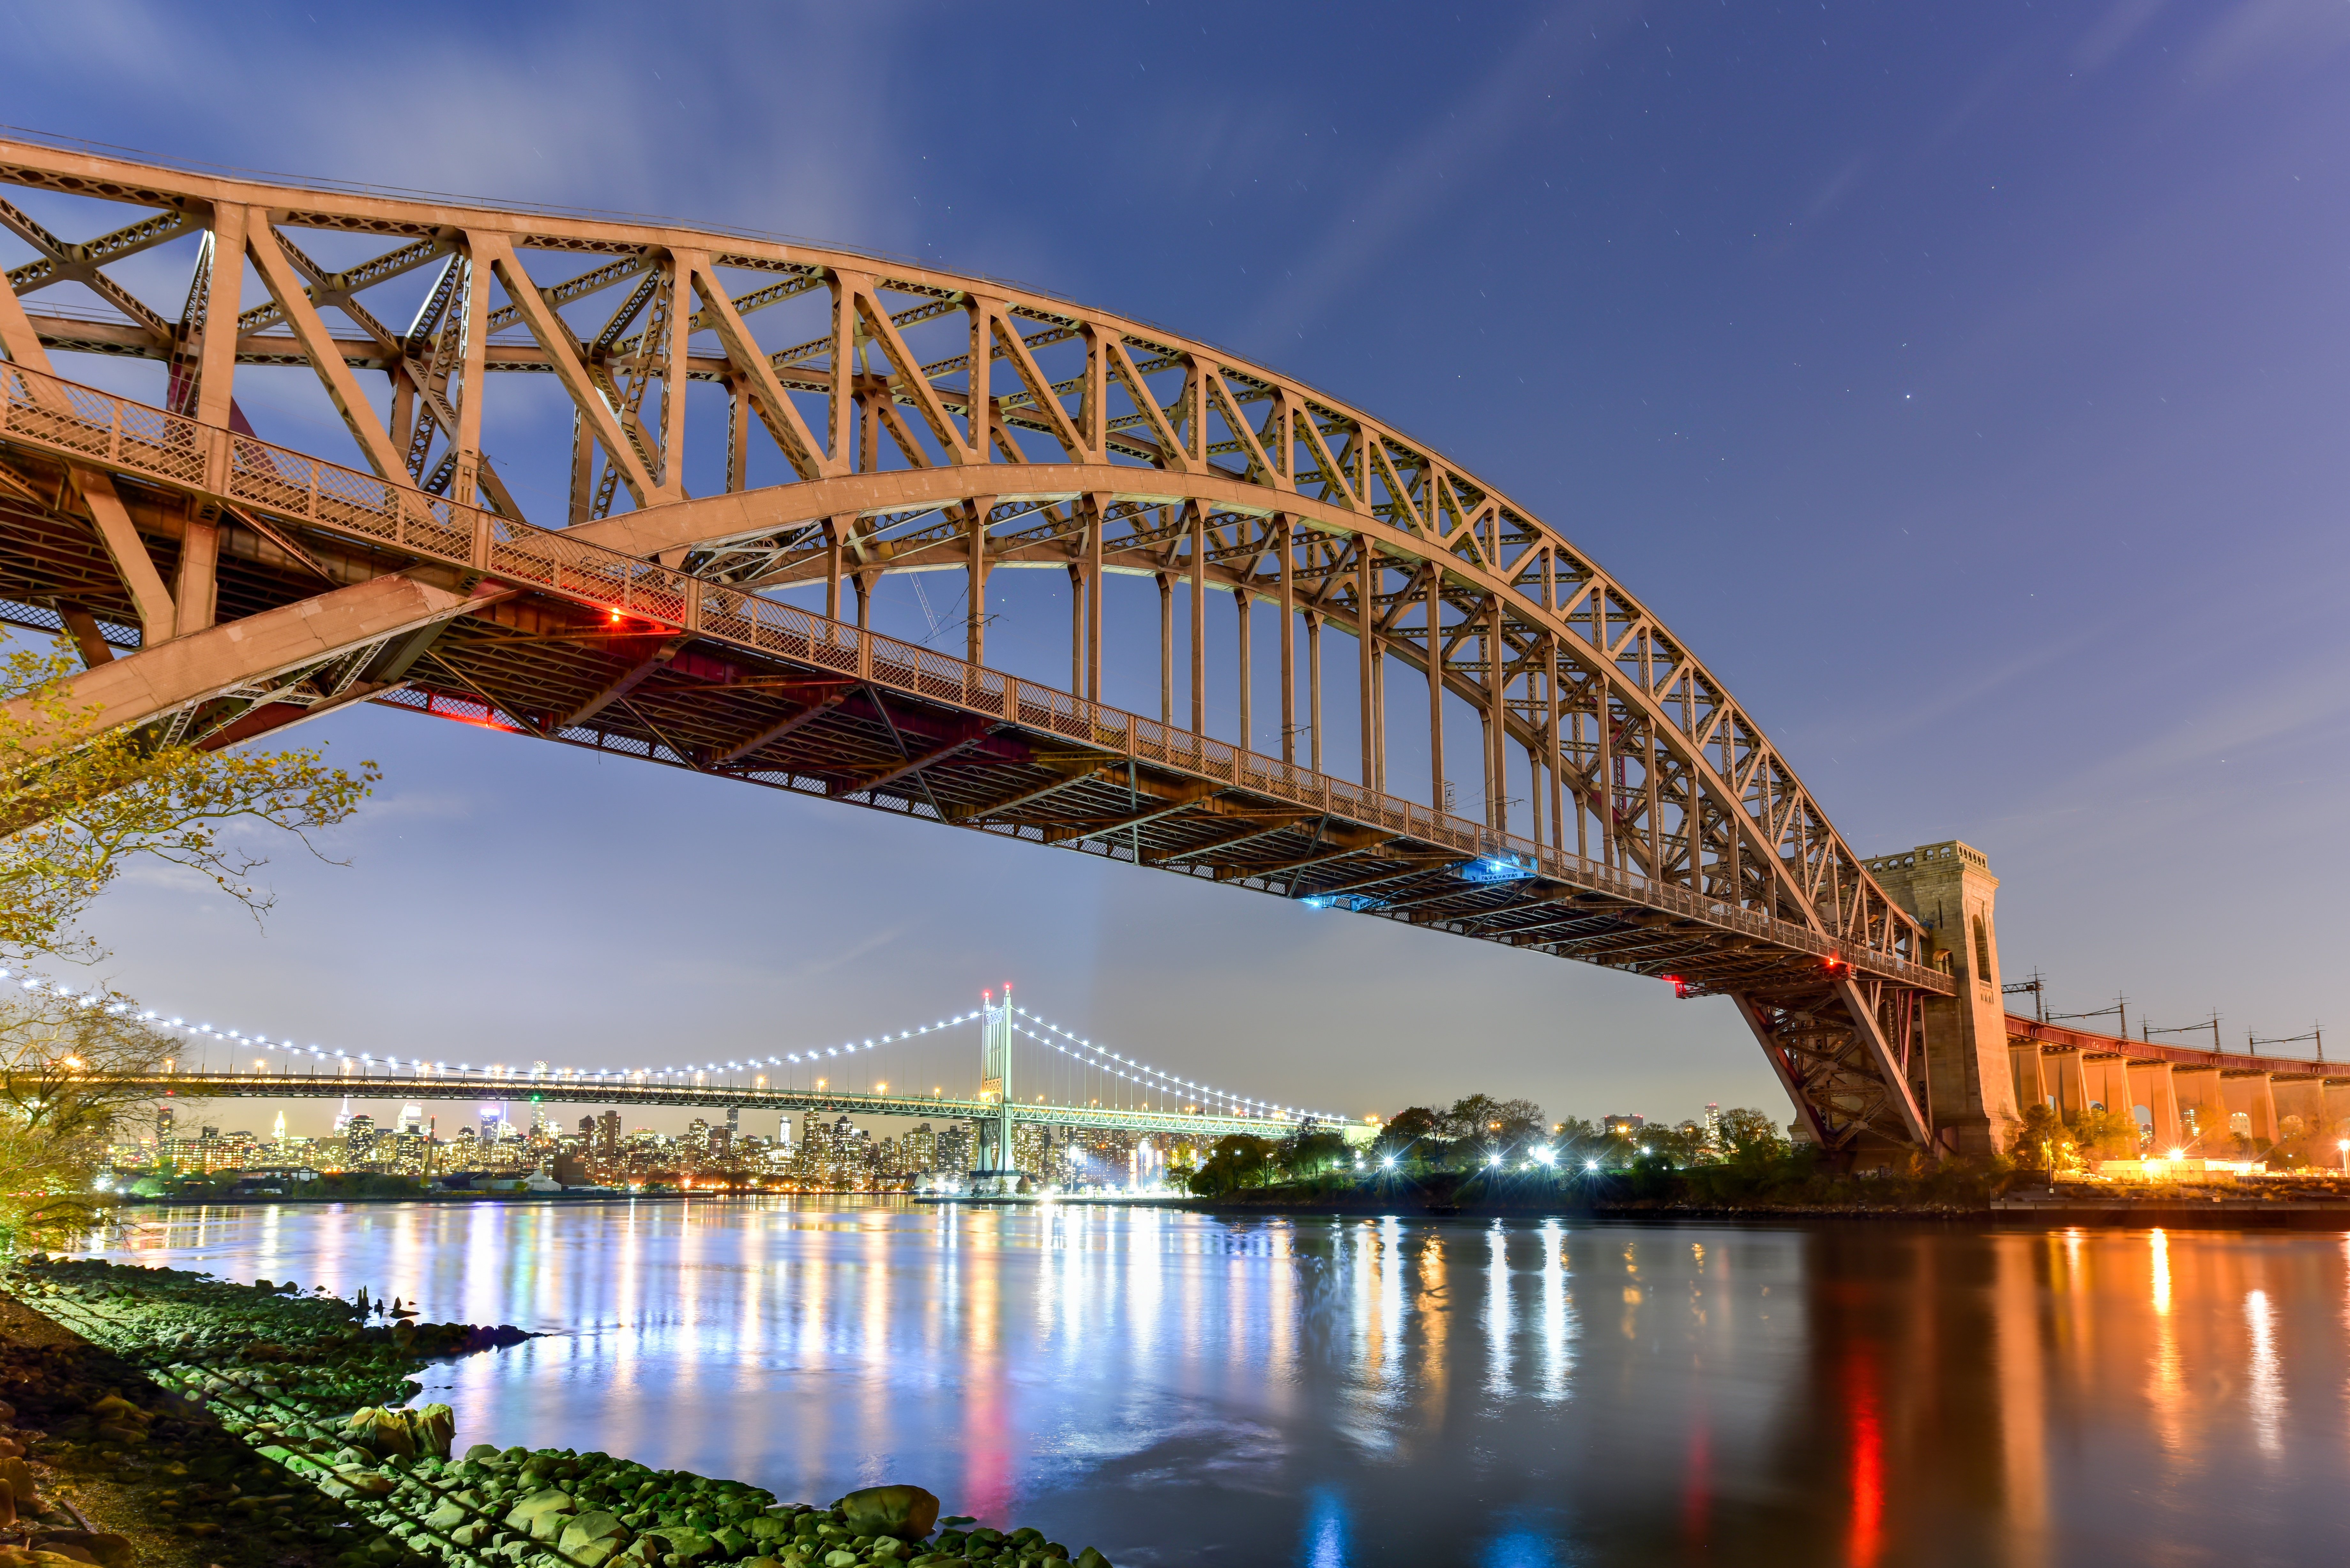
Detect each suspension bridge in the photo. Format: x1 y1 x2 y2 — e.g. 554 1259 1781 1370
0 132 2044 1164
15 962 1329 1151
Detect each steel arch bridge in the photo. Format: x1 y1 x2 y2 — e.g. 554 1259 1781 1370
0 134 1987 1162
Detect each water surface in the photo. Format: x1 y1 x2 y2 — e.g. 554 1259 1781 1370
85 1200 2350 1567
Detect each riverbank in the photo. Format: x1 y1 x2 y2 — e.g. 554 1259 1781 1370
5 1259 1117 1568
1188 1177 2350 1227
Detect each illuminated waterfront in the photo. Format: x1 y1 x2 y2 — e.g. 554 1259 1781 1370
87 1203 2350 1566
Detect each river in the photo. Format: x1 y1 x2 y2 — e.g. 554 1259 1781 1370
77 1200 2350 1567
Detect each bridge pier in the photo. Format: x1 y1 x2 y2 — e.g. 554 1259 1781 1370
1863 841 2022 1158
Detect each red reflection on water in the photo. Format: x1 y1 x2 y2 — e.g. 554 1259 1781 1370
1680 1421 1710 1549
1845 1343 1883 1568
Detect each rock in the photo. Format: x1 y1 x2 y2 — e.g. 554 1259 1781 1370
425 1500 472 1530
332 1464 399 1498
450 1523 489 1549
349 1408 418 1459
641 1526 713 1563
1075 1549 1112 1568
0 1459 37 1510
466 1444 504 1461
557 1511 632 1567
822 1553 858 1568
0 1475 15 1527
506 1489 577 1542
32 1535 128 1568
835 1486 939 1541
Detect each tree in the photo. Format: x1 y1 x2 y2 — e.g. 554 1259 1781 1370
2 644 379 963
1374 1106 1445 1165
1716 1108 1784 1158
0 641 378 1247
1276 1125 1350 1178
2013 1103 2075 1171
1437 1095 1546 1158
0 982 179 1247
1187 1135 1276 1196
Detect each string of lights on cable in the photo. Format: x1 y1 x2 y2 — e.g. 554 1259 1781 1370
0 968 1338 1125
1008 1007 1340 1123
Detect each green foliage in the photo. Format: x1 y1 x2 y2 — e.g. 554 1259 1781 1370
1186 1134 1276 1195
1373 1106 1445 1166
2 642 379 962
0 638 379 1250
2012 1103 2074 1170
1275 1126 1351 1179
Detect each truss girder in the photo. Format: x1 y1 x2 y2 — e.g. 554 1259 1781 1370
0 137 1950 1155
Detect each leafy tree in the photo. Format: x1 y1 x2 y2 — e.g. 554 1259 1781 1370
1374 1106 1445 1165
1276 1126 1351 1178
1 644 378 962
2064 1105 2139 1160
0 640 378 1247
0 982 179 1246
2012 1103 2075 1171
1187 1134 1276 1195
1716 1108 1785 1157
1437 1095 1546 1157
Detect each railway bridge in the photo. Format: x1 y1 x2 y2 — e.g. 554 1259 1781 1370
0 134 2022 1162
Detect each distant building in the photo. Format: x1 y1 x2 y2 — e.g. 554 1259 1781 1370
1603 1115 1645 1138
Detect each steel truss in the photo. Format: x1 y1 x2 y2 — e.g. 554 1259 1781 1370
0 135 1951 1159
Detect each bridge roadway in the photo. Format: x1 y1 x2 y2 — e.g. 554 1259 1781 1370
0 135 1980 1161
124 1070 1304 1141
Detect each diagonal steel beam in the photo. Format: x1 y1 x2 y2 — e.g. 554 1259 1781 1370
558 635 687 730
1042 782 1219 844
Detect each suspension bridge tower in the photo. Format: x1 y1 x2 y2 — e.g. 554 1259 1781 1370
978 984 1016 1182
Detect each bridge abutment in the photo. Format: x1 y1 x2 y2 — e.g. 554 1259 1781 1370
1864 841 2022 1158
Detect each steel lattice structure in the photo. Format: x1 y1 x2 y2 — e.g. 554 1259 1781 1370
0 134 1966 1160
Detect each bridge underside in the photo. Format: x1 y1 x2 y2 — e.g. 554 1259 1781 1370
0 454 1907 1006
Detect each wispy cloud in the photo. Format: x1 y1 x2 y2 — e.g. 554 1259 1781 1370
1234 2 1626 348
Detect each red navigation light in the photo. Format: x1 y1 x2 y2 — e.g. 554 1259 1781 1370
1825 956 1846 974
608 608 624 623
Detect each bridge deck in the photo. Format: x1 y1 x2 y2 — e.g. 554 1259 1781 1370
125 1071 1302 1139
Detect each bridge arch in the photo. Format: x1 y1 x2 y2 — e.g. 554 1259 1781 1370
0 134 1984 1160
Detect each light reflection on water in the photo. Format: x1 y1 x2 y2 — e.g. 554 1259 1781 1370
83 1202 2350 1567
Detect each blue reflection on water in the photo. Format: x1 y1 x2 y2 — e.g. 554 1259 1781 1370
80 1198 2350 1568
1299 1485 1347 1568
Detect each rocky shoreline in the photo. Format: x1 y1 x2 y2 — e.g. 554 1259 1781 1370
6 1261 1113 1568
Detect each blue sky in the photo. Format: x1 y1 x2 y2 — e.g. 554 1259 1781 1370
6 0 2349 1133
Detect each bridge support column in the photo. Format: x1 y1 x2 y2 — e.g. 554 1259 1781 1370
2128 1060 2182 1151
2323 1080 2350 1142
1863 841 2021 1158
2271 1076 2324 1144
2220 1072 2277 1146
2172 1066 2227 1149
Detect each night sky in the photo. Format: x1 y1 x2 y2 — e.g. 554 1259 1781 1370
4 1 2347 1135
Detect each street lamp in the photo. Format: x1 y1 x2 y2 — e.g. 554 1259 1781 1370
2338 1138 2349 1176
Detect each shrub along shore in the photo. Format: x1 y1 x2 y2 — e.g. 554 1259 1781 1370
4 1260 1113 1568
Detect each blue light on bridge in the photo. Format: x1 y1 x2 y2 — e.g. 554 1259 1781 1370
1457 852 1536 884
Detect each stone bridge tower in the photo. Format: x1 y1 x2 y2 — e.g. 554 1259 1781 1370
1862 841 2022 1157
